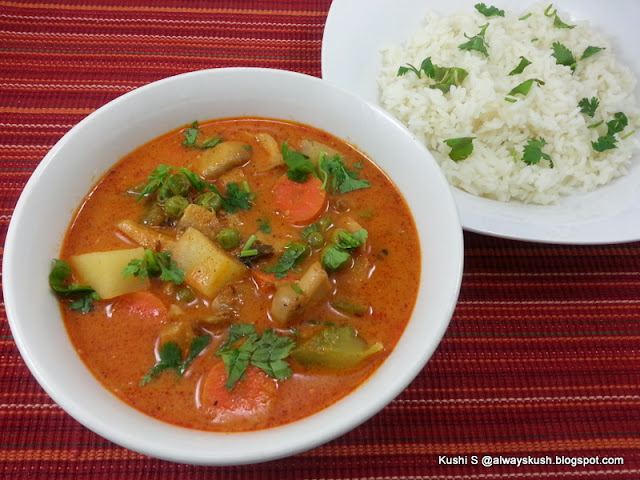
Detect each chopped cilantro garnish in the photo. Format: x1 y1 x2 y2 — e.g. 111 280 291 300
208 182 252 213
321 246 352 271
122 249 184 285
544 4 575 29
458 23 490 57
264 242 308 279
474 3 504 17
257 217 271 233
281 141 315 183
591 135 618 152
592 112 630 152
397 57 468 93
397 57 434 78
578 97 599 117
508 56 532 76
606 112 629 136
318 153 371 194
443 137 476 161
522 137 554 168
182 121 222 150
581 46 605 60
301 223 320 239
49 259 100 313
321 228 368 271
551 42 577 70
216 324 296 391
137 164 172 200
505 78 545 101
552 43 604 72
141 335 211 385
136 164 206 201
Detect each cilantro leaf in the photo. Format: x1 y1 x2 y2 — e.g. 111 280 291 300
281 141 315 183
458 23 490 57
209 182 252 213
122 248 184 285
522 137 554 168
578 97 599 117
443 137 475 161
474 3 504 17
590 112 630 152
592 135 618 152
318 153 371 194
264 242 308 279
397 57 435 79
551 42 577 70
581 46 605 60
505 78 545 101
215 325 296 391
301 223 320 239
321 247 352 271
552 14 575 29
544 4 575 29
141 335 211 385
321 228 368 271
141 342 182 385
180 335 211 374
49 259 100 313
250 329 296 379
257 217 271 233
431 66 469 93
136 164 207 201
606 112 628 136
137 164 173 200
508 56 532 76
398 57 468 93
182 121 222 150
179 167 207 191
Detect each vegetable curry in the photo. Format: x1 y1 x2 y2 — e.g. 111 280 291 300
51 117 420 432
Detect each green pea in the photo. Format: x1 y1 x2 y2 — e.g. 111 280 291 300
141 201 167 226
163 195 189 218
175 285 196 303
317 216 333 231
196 192 222 212
330 228 348 244
217 228 240 250
166 172 191 196
307 231 325 249
288 241 310 262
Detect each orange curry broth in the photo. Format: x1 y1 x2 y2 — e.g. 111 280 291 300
59 117 420 432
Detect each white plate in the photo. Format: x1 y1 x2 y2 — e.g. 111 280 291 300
322 0 640 244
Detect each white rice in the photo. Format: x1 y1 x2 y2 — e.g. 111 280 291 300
378 2 640 204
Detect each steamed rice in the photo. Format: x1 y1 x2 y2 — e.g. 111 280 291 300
378 2 640 204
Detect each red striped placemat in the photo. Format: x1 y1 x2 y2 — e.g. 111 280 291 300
0 1 639 478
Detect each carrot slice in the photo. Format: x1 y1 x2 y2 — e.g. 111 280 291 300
272 174 327 225
200 361 277 431
111 290 168 322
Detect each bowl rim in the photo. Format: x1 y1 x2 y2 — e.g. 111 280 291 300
3 67 463 465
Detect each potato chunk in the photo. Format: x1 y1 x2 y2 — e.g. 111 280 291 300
172 227 248 298
298 139 341 165
70 247 149 300
176 204 221 240
270 261 331 324
197 141 251 179
116 220 176 251
254 133 285 171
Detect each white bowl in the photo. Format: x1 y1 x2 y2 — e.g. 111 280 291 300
3 68 463 465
